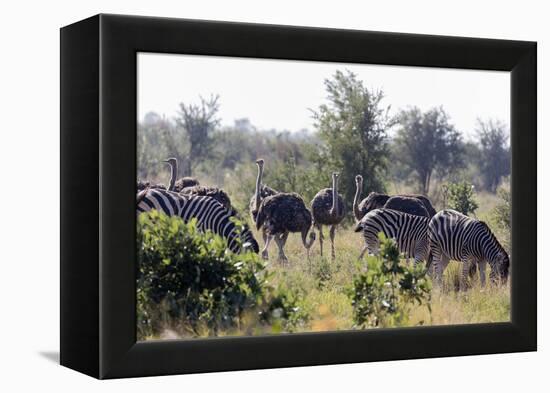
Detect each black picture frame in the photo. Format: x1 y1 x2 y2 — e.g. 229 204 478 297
60 14 537 379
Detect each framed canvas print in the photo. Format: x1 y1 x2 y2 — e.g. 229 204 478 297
60 14 536 379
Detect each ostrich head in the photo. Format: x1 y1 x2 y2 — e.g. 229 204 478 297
256 158 264 168
163 157 177 167
355 174 363 185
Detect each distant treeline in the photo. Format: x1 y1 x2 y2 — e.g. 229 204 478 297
138 70 510 215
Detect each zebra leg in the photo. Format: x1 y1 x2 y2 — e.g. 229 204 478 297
440 255 450 286
431 253 442 286
433 253 449 288
261 234 273 260
468 262 478 279
317 224 324 257
358 245 368 260
478 260 487 287
274 232 289 264
460 259 473 291
329 225 337 260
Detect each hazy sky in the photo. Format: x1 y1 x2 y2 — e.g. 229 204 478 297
138 53 510 140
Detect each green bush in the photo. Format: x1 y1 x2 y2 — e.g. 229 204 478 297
348 235 432 328
491 185 511 252
444 181 478 215
137 210 307 339
259 285 310 333
492 187 510 232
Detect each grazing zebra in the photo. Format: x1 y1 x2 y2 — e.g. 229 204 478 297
354 208 430 264
137 188 259 254
428 209 509 289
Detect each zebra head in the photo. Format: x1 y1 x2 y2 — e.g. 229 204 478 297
491 251 510 285
240 225 260 254
228 215 259 254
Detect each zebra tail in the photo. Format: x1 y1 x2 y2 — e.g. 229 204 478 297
426 251 433 269
136 187 149 205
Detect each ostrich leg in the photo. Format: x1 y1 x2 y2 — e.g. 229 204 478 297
261 234 273 260
274 231 289 264
317 224 324 257
261 228 269 259
329 225 337 260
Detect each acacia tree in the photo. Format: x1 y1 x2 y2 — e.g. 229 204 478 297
394 106 463 195
476 119 510 192
312 70 391 209
176 95 220 176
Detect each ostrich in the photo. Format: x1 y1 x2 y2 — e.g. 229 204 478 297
180 185 233 213
163 157 200 192
162 157 232 210
255 193 316 262
311 172 346 259
249 159 279 258
352 175 436 219
137 180 165 192
384 196 430 217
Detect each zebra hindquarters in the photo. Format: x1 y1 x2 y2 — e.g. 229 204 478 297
413 239 430 266
361 230 380 259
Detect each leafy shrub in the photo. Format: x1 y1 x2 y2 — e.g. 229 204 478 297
491 185 511 252
348 235 432 328
314 257 333 290
259 285 310 333
443 181 478 215
492 187 510 232
137 210 307 339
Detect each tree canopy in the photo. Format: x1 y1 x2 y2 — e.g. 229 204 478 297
476 119 510 192
312 70 392 209
393 106 464 195
176 95 221 176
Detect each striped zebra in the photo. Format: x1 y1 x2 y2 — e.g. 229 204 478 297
354 208 430 264
137 188 259 254
428 209 509 289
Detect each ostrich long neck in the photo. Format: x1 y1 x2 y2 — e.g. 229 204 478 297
168 160 177 191
331 176 338 216
353 180 362 220
255 165 263 211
